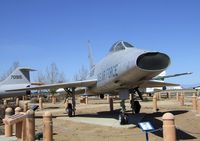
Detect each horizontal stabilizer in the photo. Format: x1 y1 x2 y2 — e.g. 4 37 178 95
154 72 192 81
136 80 179 88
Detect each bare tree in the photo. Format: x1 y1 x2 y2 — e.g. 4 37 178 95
44 63 67 95
0 61 20 81
35 63 66 84
46 63 59 84
36 71 46 83
58 72 66 83
74 65 88 81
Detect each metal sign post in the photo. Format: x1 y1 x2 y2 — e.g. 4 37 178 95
145 132 149 141
138 122 154 141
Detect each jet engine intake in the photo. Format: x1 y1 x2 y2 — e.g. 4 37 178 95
137 52 170 71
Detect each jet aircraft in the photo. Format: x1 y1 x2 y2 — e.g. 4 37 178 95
8 41 178 124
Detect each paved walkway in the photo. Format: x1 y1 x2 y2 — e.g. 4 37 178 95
57 113 145 128
0 136 18 141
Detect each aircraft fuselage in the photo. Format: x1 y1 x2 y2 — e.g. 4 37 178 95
0 84 29 98
87 46 170 94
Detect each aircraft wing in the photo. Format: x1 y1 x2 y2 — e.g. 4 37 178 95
135 80 179 88
6 79 97 92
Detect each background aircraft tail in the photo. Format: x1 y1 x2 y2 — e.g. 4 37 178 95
1 67 36 85
87 40 95 69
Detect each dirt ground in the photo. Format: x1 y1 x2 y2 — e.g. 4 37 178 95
1 96 200 141
33 97 200 141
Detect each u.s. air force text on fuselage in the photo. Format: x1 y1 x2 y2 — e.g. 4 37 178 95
97 64 118 82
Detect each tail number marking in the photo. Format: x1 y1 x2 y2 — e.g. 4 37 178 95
11 75 22 79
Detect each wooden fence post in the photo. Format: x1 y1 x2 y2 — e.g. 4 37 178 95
109 98 113 112
180 93 184 106
15 107 22 139
197 97 200 115
26 109 35 141
162 113 176 141
23 102 28 112
39 97 43 110
192 93 197 111
16 98 19 107
153 94 158 112
5 107 13 137
43 111 53 141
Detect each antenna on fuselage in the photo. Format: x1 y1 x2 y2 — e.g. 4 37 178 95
87 40 95 69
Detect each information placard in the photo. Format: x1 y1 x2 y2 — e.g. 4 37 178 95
138 122 154 132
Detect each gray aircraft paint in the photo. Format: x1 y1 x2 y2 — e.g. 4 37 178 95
0 67 34 98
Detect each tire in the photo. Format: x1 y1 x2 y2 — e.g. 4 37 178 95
67 108 73 117
66 103 73 117
119 114 125 125
124 114 129 124
133 101 141 114
119 114 128 125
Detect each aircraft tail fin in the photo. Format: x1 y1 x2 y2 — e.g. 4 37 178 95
1 67 36 85
87 40 95 69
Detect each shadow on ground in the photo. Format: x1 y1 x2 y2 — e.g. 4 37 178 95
44 106 60 110
74 109 196 140
140 110 196 140
76 109 121 119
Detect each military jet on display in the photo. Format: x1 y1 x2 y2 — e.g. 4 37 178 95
0 67 35 98
8 41 178 124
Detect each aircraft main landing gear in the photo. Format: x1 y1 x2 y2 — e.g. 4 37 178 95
66 103 73 117
131 100 141 114
64 88 76 117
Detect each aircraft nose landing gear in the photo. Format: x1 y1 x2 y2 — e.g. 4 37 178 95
119 100 128 125
118 89 130 125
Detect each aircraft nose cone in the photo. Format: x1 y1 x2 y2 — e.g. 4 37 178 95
136 52 170 71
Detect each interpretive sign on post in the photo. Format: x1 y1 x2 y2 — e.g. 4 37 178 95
138 122 154 141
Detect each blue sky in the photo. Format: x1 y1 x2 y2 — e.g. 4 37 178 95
0 0 199 85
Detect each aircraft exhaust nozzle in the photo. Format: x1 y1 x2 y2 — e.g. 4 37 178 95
136 52 170 71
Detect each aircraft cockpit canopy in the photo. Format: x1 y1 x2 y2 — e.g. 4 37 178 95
109 41 134 53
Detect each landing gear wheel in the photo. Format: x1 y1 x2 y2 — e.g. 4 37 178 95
133 101 141 114
66 103 73 117
119 113 128 125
